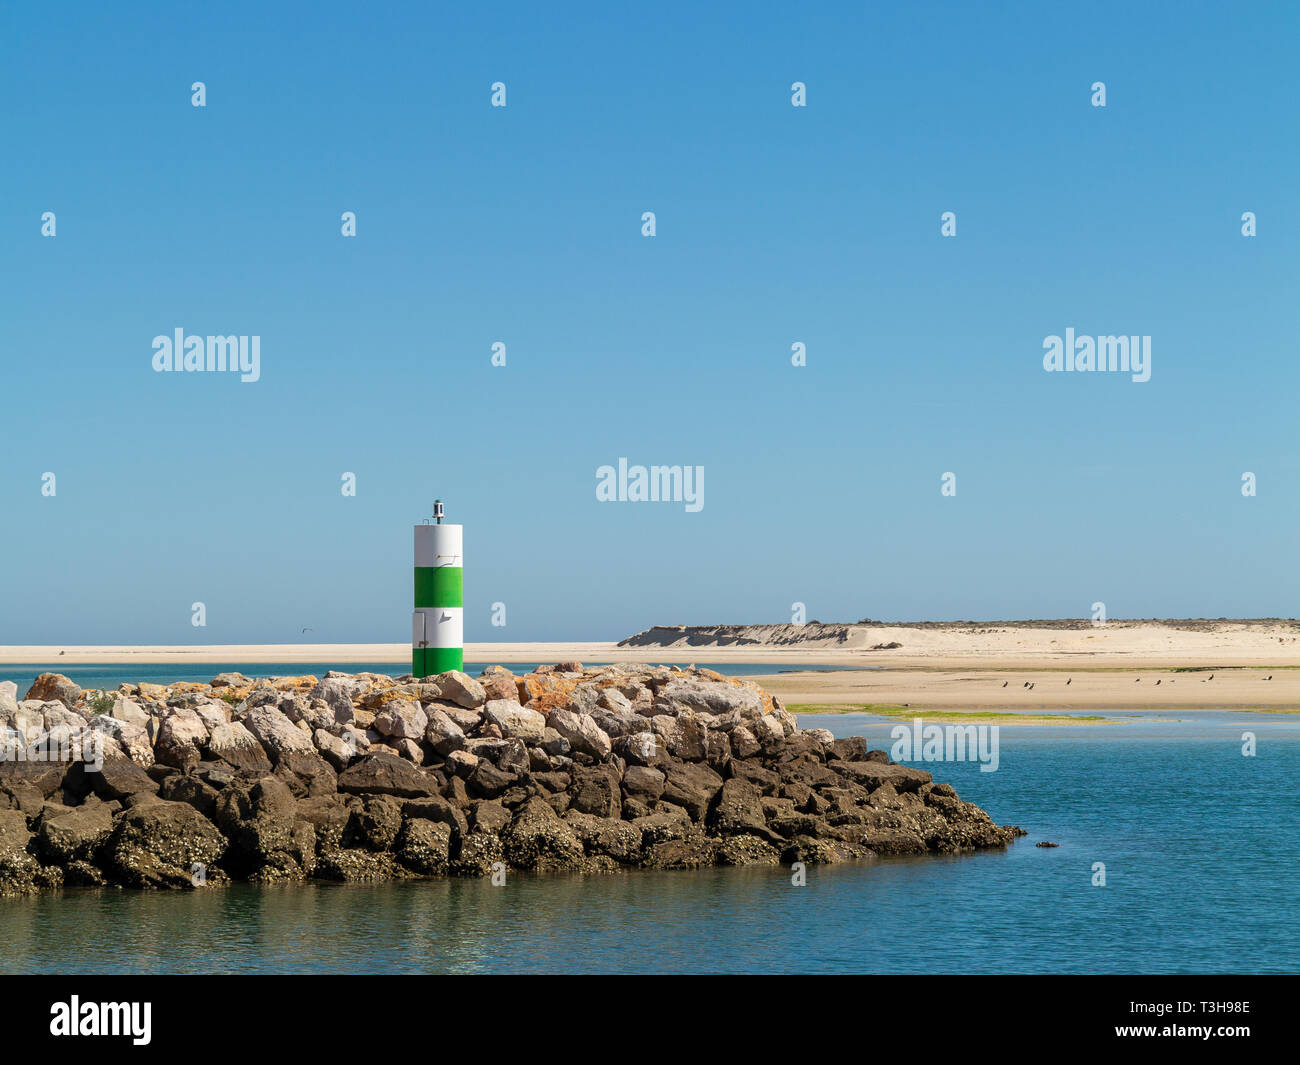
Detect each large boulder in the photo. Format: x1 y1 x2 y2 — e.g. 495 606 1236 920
655 679 762 717
38 804 114 864
483 700 546 743
424 707 466 755
308 677 364 724
546 709 612 760
568 764 622 819
500 797 586 872
41 702 88 734
313 728 357 771
155 708 209 770
87 716 155 767
1 700 43 744
652 713 708 761
427 671 486 709
344 794 404 851
0 757 69 800
622 765 665 801
373 699 428 741
467 760 517 799
403 795 468 838
243 706 316 765
0 808 34 856
659 762 724 822
337 751 438 799
829 760 933 793
479 673 519 703
564 811 643 864
451 832 505 877
395 819 452 875
78 756 159 804
160 774 221 818
710 777 776 840
103 801 227 889
617 731 661 767
207 721 273 774
108 696 151 730
0 808 46 895
23 673 82 710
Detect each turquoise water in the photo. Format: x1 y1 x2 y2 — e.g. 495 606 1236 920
0 661 860 695
2 711 1295 974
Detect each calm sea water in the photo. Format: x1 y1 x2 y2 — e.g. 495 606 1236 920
0 661 860 695
3 710 1296 974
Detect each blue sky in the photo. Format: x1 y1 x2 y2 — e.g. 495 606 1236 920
2 1 1298 644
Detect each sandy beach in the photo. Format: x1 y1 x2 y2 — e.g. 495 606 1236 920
753 665 1299 713
4 621 1299 711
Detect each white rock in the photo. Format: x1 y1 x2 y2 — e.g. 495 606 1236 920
547 709 612 760
374 698 428 741
109 696 150 729
424 708 466 754
309 676 365 724
622 731 660 766
243 705 316 759
483 699 546 743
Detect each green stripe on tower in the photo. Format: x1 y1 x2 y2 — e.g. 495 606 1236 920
426 647 462 673
412 646 466 676
414 566 463 607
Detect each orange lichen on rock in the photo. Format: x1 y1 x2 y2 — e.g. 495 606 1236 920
516 673 580 712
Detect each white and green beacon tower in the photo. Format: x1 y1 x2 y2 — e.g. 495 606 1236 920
413 500 463 678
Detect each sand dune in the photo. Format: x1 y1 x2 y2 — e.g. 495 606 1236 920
619 619 1300 667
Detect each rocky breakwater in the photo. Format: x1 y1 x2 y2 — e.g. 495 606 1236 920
0 665 1021 894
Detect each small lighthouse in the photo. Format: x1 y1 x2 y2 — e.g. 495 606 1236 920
413 500 463 678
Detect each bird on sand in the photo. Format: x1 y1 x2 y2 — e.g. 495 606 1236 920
1155 679 1161 685
1002 681 1008 687
1066 678 1072 685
